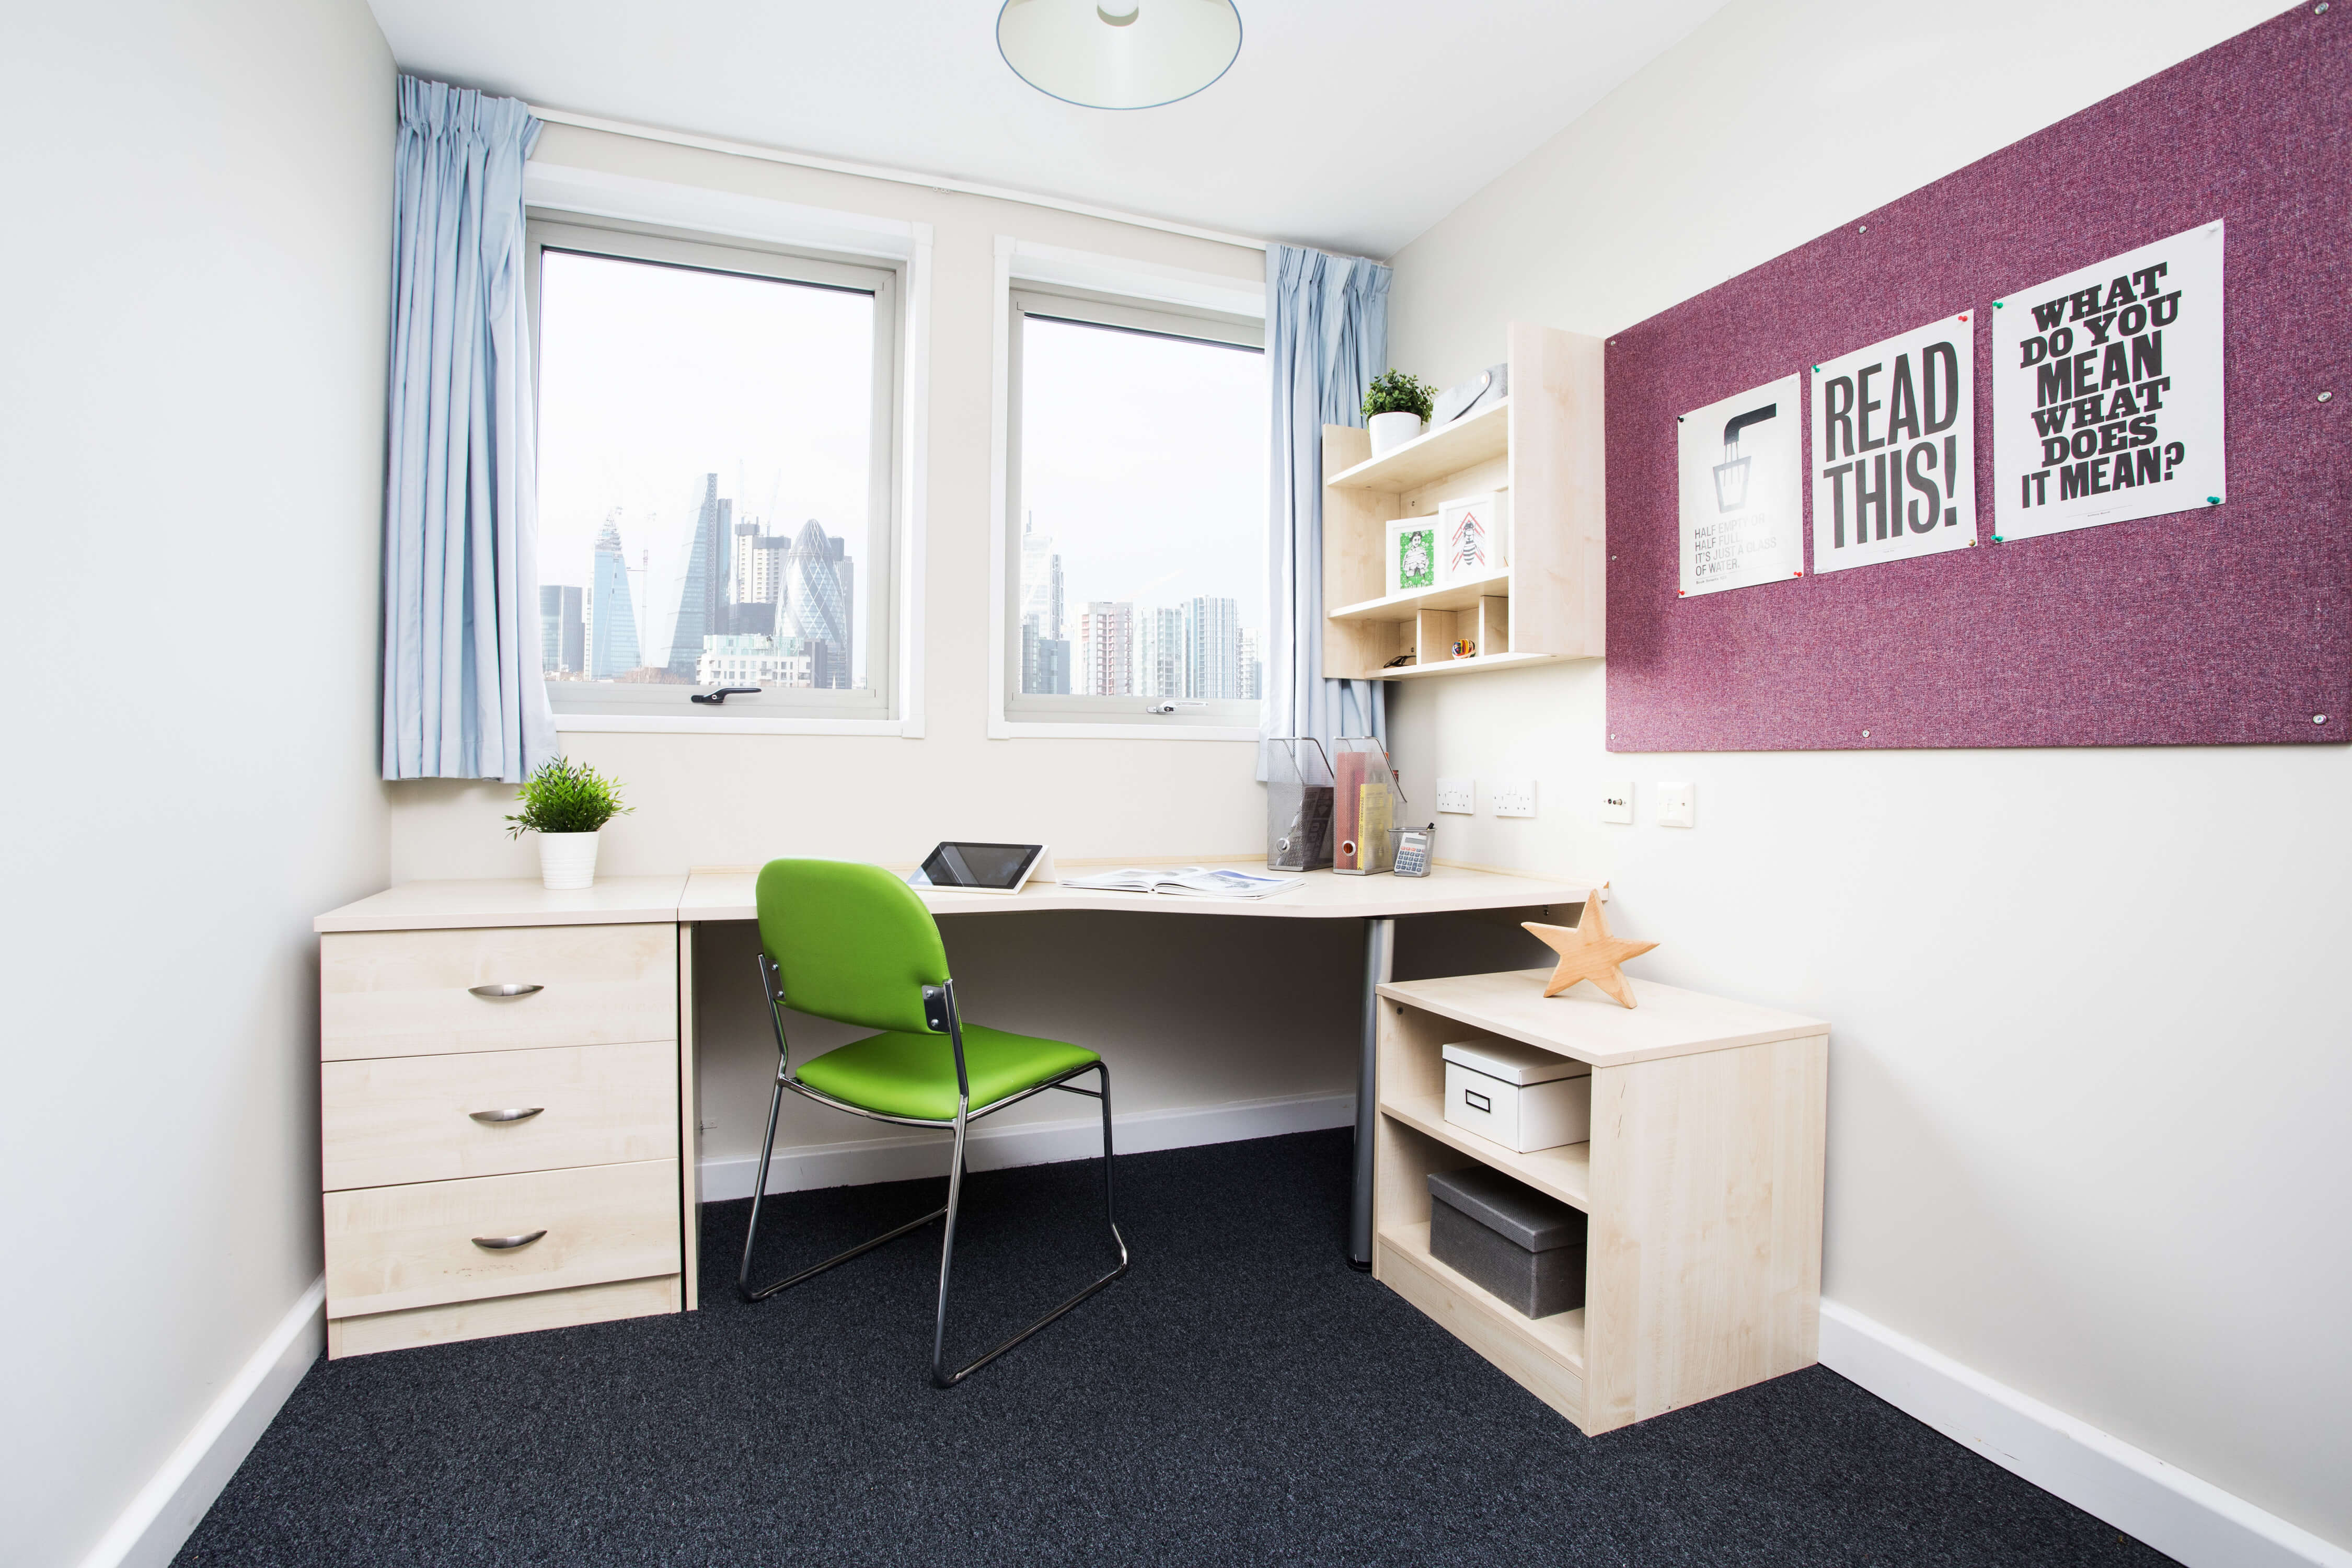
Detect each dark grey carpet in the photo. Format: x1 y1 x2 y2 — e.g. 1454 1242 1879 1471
176 1129 2174 1566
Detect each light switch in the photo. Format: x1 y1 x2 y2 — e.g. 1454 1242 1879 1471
1657 781 1696 828
1600 781 1634 825
1492 779 1537 818
1436 777 1475 815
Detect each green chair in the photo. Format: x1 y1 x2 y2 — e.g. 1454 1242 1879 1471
737 858 1129 1386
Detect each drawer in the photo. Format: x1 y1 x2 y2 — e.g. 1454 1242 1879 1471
321 924 677 1059
324 1159 680 1319
322 1040 678 1191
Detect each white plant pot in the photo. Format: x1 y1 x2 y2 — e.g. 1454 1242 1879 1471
538 832 600 891
1368 410 1426 456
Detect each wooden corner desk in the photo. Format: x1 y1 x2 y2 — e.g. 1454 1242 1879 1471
314 862 1596 1356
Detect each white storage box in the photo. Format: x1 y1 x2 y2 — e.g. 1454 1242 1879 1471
1441 1038 1591 1154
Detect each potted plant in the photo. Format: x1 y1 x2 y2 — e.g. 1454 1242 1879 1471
1363 370 1436 456
505 757 633 890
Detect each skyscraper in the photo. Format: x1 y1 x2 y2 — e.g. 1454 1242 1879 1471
1237 627 1263 702
1080 602 1135 697
1019 511 1064 642
1184 596 1241 700
1022 621 1070 695
589 514 640 678
538 584 583 676
1018 512 1071 697
779 518 855 689
1137 605 1187 699
659 473 732 678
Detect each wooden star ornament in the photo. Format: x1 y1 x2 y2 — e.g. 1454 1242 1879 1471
1523 887 1657 1008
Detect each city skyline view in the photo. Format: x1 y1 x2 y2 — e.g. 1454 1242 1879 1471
1016 312 1267 703
539 475 858 691
533 246 879 692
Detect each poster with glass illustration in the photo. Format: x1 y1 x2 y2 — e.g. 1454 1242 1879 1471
1991 221 2223 541
1437 491 1510 586
1677 374 1802 596
1385 517 1437 597
1808 314 1977 574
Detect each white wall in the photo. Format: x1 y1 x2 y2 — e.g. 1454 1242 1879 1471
386 128 1392 1141
0 3 395 1564
1385 0 2347 1552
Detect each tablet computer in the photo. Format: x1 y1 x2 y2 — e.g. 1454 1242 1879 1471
912 841 1053 895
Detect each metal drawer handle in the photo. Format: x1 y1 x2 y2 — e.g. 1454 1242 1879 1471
468 983 544 999
471 1230 547 1251
468 1107 544 1124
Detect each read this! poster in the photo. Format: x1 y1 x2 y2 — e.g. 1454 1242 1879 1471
1992 221 2225 540
1809 313 1978 574
1677 373 1804 597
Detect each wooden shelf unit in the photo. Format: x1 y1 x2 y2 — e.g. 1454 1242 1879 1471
1324 323 1605 681
1374 970 1827 1435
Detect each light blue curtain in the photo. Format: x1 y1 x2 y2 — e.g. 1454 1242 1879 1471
381 76 554 781
1263 243 1390 778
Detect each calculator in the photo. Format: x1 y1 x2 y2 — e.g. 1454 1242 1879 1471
1393 825 1434 878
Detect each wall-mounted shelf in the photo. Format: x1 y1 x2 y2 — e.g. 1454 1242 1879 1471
1323 323 1605 683
1328 569 1513 623
1327 398 1511 492
1378 650 1564 681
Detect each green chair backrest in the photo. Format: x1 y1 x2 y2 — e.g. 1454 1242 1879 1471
755 859 950 1035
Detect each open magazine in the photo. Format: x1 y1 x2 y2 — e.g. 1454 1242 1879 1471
1059 866 1303 900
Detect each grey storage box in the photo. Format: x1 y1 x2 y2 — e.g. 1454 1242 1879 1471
1426 1165 1587 1319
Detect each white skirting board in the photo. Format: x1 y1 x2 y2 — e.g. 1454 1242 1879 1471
698 1090 1356 1201
79 1276 324 1568
1819 1300 2350 1568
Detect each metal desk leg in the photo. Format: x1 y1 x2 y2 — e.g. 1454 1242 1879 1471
1349 916 1396 1270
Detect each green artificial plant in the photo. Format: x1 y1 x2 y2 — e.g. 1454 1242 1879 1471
1362 370 1435 423
505 757 635 838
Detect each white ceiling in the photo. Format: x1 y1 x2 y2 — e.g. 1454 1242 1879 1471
365 1 1726 259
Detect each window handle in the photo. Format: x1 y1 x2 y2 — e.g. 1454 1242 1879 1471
690 686 762 705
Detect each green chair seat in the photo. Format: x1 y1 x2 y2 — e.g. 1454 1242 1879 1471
796 1024 1099 1122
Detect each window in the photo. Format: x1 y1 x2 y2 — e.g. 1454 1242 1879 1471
1005 286 1267 728
526 220 898 721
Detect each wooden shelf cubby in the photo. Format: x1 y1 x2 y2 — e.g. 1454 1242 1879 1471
1374 969 1829 1435
1323 323 1605 681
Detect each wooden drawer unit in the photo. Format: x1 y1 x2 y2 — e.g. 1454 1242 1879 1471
322 1040 678 1191
320 923 677 1059
324 1158 681 1320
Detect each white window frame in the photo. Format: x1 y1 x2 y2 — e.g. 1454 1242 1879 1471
989 238 1269 740
521 177 928 736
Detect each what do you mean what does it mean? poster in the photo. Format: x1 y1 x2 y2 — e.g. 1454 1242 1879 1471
1993 221 2224 539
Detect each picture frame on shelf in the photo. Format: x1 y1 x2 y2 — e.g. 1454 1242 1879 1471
1437 491 1511 584
1386 516 1438 597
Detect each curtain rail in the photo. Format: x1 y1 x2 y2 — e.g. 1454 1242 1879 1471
527 105 1278 255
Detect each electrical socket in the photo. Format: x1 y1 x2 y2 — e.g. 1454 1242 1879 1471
1657 781 1696 828
1492 779 1537 818
1600 781 1634 824
1435 777 1475 814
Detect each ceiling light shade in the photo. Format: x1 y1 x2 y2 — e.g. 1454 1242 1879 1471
997 0 1242 110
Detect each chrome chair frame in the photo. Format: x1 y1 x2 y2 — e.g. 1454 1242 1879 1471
736 952 1130 1387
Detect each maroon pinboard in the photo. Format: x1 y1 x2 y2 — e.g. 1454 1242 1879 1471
1604 6 2349 751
